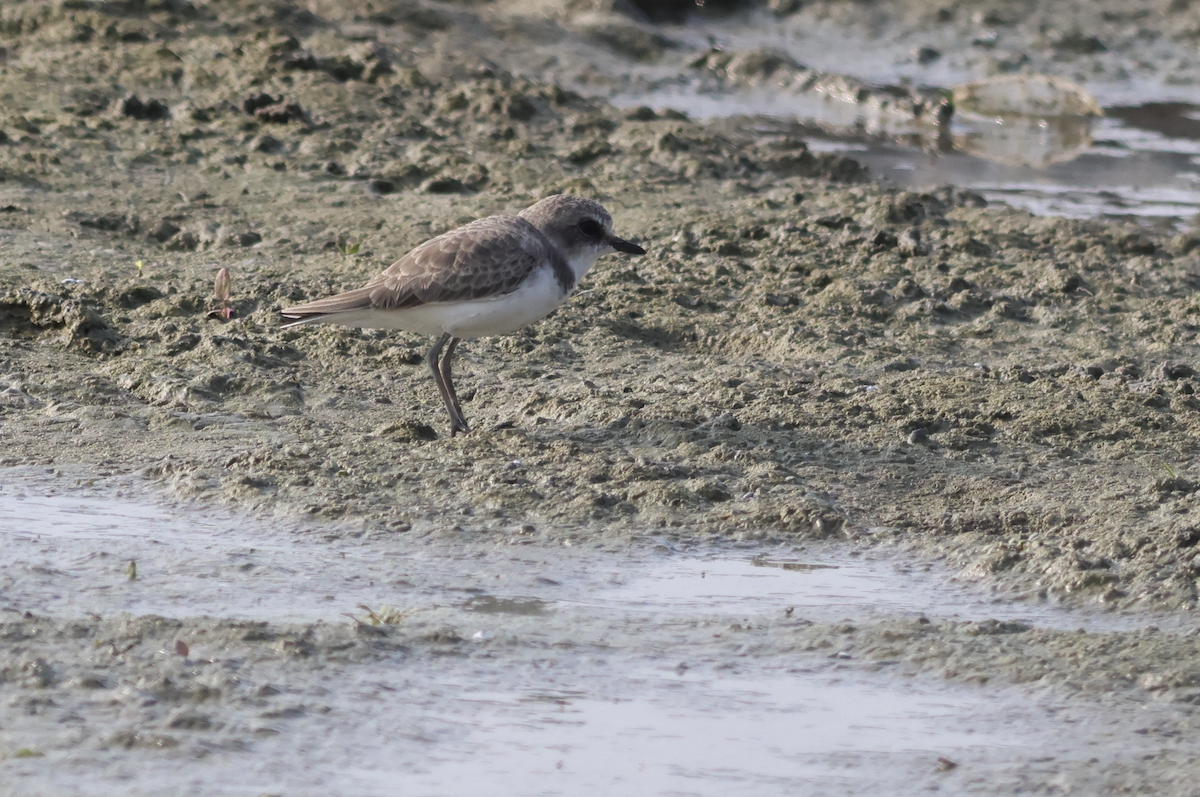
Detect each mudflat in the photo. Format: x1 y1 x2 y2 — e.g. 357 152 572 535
5 1 1200 794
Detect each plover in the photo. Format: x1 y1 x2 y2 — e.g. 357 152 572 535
280 194 646 435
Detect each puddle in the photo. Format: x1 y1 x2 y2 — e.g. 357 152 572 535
313 668 1095 797
7 653 1168 797
842 106 1200 224
0 489 403 622
0 475 1191 796
594 15 1200 227
592 553 1189 633
0 482 1182 633
613 88 1200 226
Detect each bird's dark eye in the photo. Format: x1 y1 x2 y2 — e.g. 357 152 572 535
578 218 602 238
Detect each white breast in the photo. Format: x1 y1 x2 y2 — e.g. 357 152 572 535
338 264 571 340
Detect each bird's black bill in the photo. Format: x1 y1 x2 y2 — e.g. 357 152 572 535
609 236 646 255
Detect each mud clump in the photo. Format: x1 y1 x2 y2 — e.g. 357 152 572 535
115 93 170 121
0 289 124 353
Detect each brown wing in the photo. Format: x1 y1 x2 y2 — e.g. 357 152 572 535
368 215 553 309
280 215 553 322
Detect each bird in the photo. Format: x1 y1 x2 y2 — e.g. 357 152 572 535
280 194 646 436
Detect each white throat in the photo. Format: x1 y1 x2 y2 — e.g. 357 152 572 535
565 246 607 286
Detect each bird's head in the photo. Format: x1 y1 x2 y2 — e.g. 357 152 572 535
520 195 645 276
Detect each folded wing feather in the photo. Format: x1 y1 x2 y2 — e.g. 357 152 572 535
280 215 552 323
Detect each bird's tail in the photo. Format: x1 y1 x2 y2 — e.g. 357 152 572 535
279 287 374 328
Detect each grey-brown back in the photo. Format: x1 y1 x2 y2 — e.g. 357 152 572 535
368 214 572 309
280 214 573 322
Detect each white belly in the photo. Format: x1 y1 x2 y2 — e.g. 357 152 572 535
333 266 569 339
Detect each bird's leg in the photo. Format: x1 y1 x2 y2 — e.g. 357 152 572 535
427 333 465 436
439 336 470 435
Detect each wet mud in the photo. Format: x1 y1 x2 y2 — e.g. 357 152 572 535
5 0 1200 793
6 476 1200 795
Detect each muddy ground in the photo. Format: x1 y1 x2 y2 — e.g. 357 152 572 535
6 0 1200 792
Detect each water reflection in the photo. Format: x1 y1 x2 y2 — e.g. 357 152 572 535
949 74 1101 167
464 595 551 615
952 114 1095 168
614 89 1200 226
1107 102 1200 140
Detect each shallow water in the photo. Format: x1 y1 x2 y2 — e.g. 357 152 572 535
0 485 1173 632
10 656 1155 797
605 16 1200 227
612 87 1200 226
0 476 1190 795
232 668 1093 797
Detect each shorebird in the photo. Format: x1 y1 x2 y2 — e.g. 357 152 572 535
280 194 646 435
